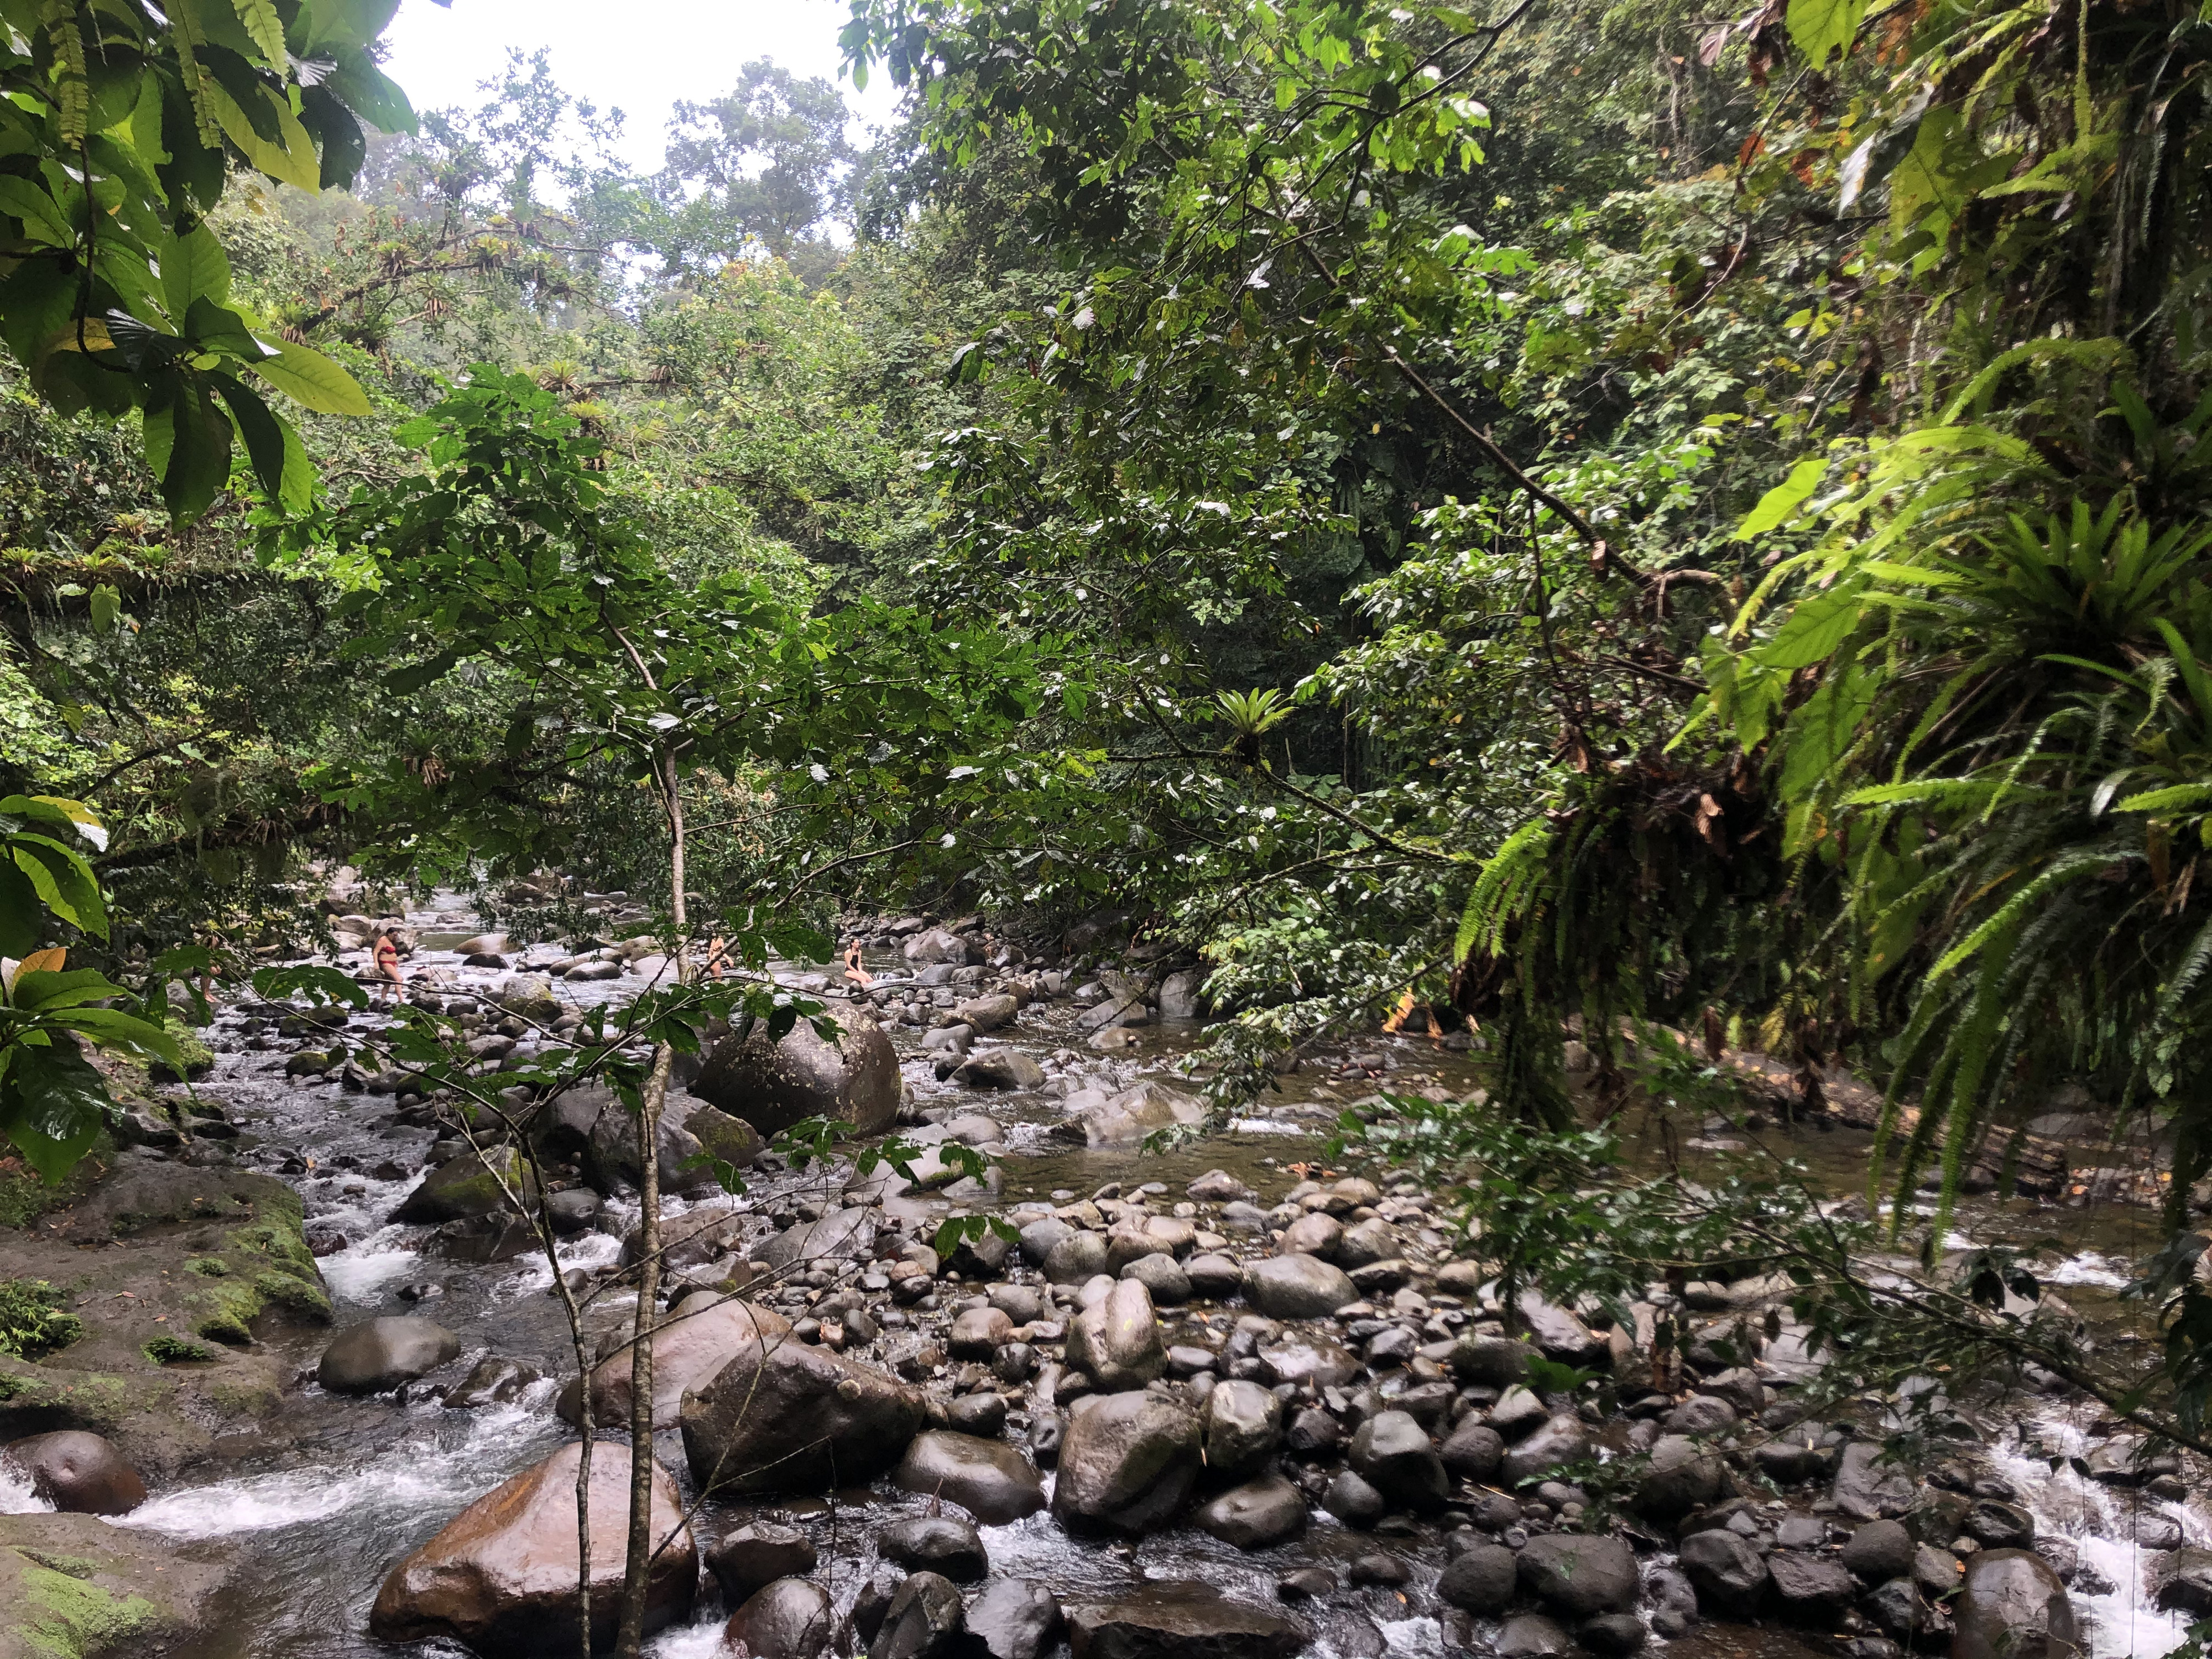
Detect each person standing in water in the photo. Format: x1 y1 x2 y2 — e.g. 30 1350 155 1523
371 928 405 1008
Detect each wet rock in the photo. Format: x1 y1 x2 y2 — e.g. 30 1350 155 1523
758 1205 877 1270
1121 1253 1191 1306
871 1571 966 1659
693 1001 901 1138
1768 1552 1856 1622
1243 1254 1355 1319
1843 1519 1916 1581
1194 1474 1310 1548
1500 1414 1589 1486
1495 1613 1574 1657
1066 1279 1166 1391
1515 1293 1608 1366
1256 1332 1360 1390
494 974 560 1021
1577 1614 1646 1656
1914 1542 1963 1597
392 1147 533 1224
682 1338 926 1495
1052 1391 1202 1536
951 1306 1018 1360
1279 1213 1343 1259
0 1431 145 1515
544 1187 601 1234
1632 1433 1723 1520
444 1355 542 1410
726 1578 837 1659
1438 1543 1519 1614
1276 1567 1335 1602
964 1578 1063 1659
1284 1407 1340 1457
1663 1394 1737 1435
1952 1549 2078 1659
957 1049 1045 1091
1044 1232 1110 1285
368 1442 693 1656
318 1317 460 1395
855 1567 904 1646
1187 1170 1253 1203
893 1431 1046 1525
1439 1418 1504 1483
2155 1547 2212 1615
1347 1410 1447 1512
1447 1334 1533 1387
1963 1498 2036 1550
1066 1583 1307 1659
1322 1469 1386 1527
0 1511 230 1655
708 1523 818 1603
1518 1534 1638 1617
559 1297 791 1430
1201 1379 1281 1481
1833 1441 1916 1521
882 1516 988 1583
1056 1082 1206 1148
1866 1577 1925 1638
946 1393 1008 1437
1679 1528 1769 1615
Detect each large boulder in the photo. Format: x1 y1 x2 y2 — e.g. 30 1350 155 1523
964 1579 1063 1659
392 1147 534 1224
1243 1255 1355 1319
0 1512 229 1658
0 1431 145 1515
1065 1583 1307 1659
894 1431 1048 1524
1832 1441 1916 1520
2156 1547 2212 1615
871 1571 965 1659
1633 1433 1724 1520
692 1002 900 1137
556 1296 790 1430
1952 1549 2078 1659
1192 1475 1309 1549
1517 1534 1638 1618
682 1338 925 1495
1056 1082 1206 1148
725 1578 837 1659
1201 1380 1281 1481
1499 1414 1590 1486
1439 1545 1520 1614
1347 1411 1447 1512
1768 1552 1858 1624
1679 1528 1768 1616
368 1442 695 1656
904 927 969 965
317 1317 459 1395
1052 1391 1202 1536
1065 1279 1166 1391
758 1205 877 1270
708 1524 817 1604
1439 1418 1504 1483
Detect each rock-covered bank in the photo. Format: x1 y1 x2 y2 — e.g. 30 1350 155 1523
0 894 2203 1659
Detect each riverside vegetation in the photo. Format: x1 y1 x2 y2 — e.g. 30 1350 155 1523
3 0 2212 1657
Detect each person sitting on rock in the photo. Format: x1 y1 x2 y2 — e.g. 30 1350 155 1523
843 938 873 988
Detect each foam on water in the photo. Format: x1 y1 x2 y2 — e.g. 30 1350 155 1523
118 1399 560 1540
644 1615 734 1659
1986 1406 2201 1658
319 1238 423 1302
2048 1250 2133 1290
0 1458 53 1515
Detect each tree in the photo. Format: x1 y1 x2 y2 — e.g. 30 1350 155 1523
0 0 411 520
654 60 857 272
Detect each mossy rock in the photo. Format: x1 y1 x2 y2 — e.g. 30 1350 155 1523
0 1512 231 1659
147 1021 214 1085
392 1145 536 1224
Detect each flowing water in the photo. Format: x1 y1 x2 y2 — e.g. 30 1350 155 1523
4 899 2202 1657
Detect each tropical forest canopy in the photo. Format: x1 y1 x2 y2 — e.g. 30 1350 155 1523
7 0 2212 1356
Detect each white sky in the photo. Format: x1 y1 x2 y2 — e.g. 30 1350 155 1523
378 0 907 173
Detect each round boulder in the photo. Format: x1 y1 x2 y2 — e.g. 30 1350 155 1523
1193 1475 1310 1550
692 1001 899 1138
1243 1254 1356 1319
1518 1533 1638 1618
1051 1391 1201 1536
1953 1549 2078 1659
368 1442 694 1656
893 1430 1047 1525
726 1578 836 1659
318 1317 460 1395
0 1431 145 1515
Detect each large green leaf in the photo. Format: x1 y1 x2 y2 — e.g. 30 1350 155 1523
0 1039 111 1182
159 224 233 320
1783 0 1865 64
251 338 373 415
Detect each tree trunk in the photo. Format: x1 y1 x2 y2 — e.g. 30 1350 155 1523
614 747 688 1659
